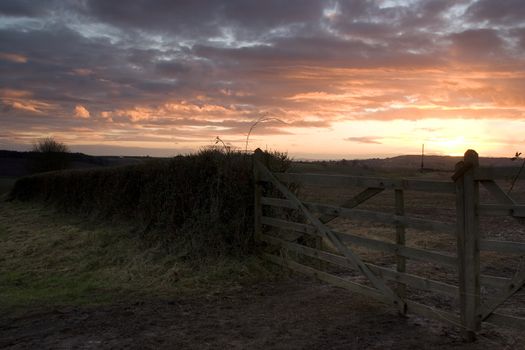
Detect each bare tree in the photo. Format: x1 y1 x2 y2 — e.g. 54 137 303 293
30 137 70 173
32 137 69 153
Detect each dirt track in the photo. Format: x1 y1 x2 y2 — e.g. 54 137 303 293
1 278 522 350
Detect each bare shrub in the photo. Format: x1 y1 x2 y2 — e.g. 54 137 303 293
29 137 70 173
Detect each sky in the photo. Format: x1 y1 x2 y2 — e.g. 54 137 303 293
1 0 524 159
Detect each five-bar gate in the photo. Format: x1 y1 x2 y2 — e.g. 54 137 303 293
254 149 525 341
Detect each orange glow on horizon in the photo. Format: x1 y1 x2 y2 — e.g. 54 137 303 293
1 1 524 159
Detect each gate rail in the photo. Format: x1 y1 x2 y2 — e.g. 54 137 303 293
254 148 525 341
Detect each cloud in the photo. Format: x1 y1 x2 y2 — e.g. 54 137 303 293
0 0 56 17
466 0 525 25
0 0 524 154
448 29 505 61
79 0 325 41
0 88 31 98
344 136 382 144
74 105 90 119
0 52 27 63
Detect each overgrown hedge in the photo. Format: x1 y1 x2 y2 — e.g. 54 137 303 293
8 149 290 257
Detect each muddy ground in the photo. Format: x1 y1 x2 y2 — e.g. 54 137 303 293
1 277 523 350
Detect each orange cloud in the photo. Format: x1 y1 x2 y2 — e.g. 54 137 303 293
0 52 27 63
74 105 91 119
71 68 93 76
2 0 525 158
10 101 51 113
0 89 32 98
10 102 40 113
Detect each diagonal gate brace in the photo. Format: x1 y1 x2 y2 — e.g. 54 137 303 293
481 259 525 320
319 187 384 224
255 159 406 312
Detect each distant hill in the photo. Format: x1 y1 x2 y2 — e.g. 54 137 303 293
373 154 519 171
2 149 521 178
0 150 153 178
291 154 521 176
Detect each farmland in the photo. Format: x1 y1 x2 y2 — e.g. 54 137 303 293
1 153 524 349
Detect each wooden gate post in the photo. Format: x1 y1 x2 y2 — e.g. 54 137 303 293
254 148 264 241
395 189 407 313
454 150 481 341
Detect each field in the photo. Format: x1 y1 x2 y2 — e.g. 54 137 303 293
1 159 525 349
288 168 525 315
0 177 16 195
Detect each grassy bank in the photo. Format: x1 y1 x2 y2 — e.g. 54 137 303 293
8 149 290 258
0 201 277 314
0 177 15 195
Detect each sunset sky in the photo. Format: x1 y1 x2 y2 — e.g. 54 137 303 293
1 0 524 159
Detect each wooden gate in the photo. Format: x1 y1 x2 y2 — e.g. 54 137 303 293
253 149 525 341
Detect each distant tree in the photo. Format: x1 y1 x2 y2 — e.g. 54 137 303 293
29 137 70 173
33 137 68 153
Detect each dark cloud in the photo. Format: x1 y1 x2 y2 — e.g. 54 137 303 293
513 28 525 51
449 29 505 59
193 35 443 72
0 0 524 153
0 0 56 17
155 60 192 76
466 0 525 25
80 0 325 41
344 136 382 144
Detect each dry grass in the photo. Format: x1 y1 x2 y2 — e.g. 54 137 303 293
0 177 15 195
0 201 278 315
8 149 293 258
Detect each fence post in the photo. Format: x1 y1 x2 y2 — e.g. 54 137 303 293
254 148 264 241
395 189 407 314
454 149 481 341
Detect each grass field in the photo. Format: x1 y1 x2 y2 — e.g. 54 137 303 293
0 201 274 314
3 201 523 349
0 177 15 195
2 160 524 349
